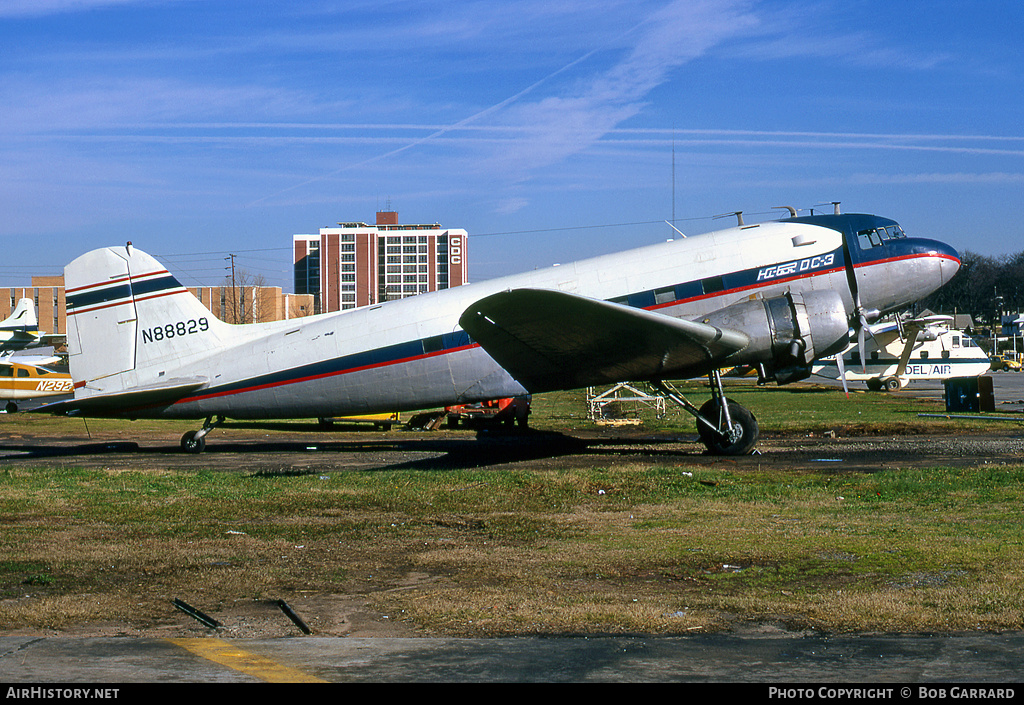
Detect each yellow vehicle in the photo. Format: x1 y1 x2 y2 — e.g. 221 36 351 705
990 354 1021 372
0 356 73 413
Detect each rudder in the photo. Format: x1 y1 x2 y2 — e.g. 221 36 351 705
65 244 228 393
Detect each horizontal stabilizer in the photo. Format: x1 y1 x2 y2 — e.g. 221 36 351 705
459 289 749 392
39 333 66 347
33 377 208 416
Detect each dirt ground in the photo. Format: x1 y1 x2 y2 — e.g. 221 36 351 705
2 419 1024 474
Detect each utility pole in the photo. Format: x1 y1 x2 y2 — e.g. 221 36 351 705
225 254 237 323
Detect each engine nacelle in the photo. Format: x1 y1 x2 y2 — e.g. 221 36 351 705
698 290 850 383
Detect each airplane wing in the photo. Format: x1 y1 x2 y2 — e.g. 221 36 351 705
459 289 750 392
0 332 41 352
39 333 66 347
0 332 65 352
33 377 208 416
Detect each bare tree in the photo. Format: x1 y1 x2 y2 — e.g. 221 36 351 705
220 268 268 324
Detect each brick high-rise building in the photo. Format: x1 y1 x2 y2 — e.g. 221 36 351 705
293 211 468 313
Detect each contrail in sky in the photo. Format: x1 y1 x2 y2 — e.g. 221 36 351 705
247 48 600 207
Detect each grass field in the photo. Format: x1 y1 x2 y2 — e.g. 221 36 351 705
2 383 1023 636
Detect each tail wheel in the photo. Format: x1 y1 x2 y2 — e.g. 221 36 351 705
180 430 206 454
696 398 759 456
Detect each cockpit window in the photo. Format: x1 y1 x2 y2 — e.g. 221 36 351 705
857 224 906 249
857 229 882 248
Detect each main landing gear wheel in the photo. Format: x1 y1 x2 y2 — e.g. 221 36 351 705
650 377 760 456
696 398 759 456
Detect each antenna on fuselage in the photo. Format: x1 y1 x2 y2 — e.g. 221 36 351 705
773 206 798 218
715 211 744 226
811 201 842 216
665 220 687 239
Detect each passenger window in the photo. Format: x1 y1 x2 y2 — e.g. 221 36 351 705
952 336 960 348
701 276 724 295
920 351 929 360
17 369 30 377
654 287 675 305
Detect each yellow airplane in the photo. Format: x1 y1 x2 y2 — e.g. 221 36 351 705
0 355 73 413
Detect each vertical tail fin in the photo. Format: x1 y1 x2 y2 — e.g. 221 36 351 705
1 298 37 330
64 244 230 393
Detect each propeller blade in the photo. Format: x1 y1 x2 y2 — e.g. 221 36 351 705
857 319 868 374
840 230 861 307
841 229 883 375
835 351 850 399
841 229 869 373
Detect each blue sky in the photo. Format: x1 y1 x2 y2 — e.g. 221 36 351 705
2 0 1022 291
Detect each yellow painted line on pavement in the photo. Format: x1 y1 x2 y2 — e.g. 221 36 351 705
168 638 326 683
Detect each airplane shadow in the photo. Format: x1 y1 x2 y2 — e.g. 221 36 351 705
0 428 706 473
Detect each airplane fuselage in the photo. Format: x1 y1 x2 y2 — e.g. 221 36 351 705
62 214 959 420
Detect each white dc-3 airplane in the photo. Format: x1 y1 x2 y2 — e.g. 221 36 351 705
39 208 960 455
0 298 64 352
813 315 989 392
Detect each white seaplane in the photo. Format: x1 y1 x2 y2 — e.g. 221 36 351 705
813 315 989 391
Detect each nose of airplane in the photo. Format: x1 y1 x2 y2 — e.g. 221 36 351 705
922 239 961 287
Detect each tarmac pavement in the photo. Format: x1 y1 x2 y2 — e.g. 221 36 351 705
809 370 1024 412
3 631 1024 684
